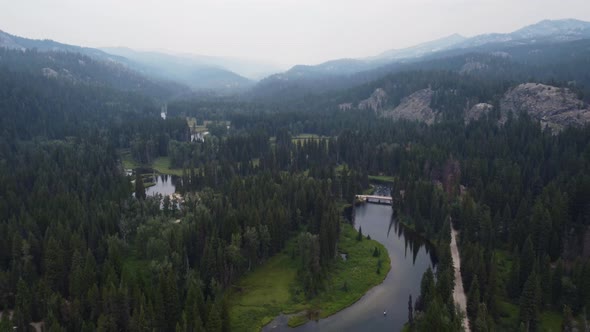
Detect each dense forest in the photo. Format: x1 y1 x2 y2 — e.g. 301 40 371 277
2 28 590 332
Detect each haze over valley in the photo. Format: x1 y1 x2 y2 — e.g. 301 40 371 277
2 2 590 331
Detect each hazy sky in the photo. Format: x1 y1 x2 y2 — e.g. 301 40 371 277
1 0 590 67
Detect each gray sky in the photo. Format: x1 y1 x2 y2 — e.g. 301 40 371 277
1 0 590 67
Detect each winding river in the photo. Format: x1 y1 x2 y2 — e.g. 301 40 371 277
264 190 437 331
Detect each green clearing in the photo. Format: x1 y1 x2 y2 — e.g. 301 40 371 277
539 310 563 332
497 299 519 329
335 164 395 185
188 119 231 134
121 255 151 289
269 134 329 146
493 250 514 293
229 223 390 331
151 156 184 176
120 149 140 170
368 174 396 183
229 249 300 332
494 251 566 331
497 299 564 332
291 133 327 142
119 149 184 177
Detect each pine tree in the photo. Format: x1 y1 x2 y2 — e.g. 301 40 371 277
540 255 552 307
562 305 574 332
206 304 223 332
467 275 480 321
419 267 435 312
135 172 146 200
474 303 493 332
69 250 84 299
373 246 380 257
160 269 180 331
519 271 540 331
520 237 535 289
508 255 521 299
485 256 498 317
357 226 363 241
552 260 563 306
14 279 32 331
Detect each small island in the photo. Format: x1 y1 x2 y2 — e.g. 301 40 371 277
229 223 391 331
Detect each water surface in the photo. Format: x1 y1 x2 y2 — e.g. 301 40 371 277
145 174 178 197
265 200 436 332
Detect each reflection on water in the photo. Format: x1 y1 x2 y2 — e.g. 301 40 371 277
145 174 178 197
264 202 436 332
388 214 438 267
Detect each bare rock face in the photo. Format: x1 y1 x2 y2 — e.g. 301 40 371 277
338 103 353 111
358 88 387 112
382 88 436 125
465 103 493 124
42 67 58 78
501 83 590 132
459 60 488 74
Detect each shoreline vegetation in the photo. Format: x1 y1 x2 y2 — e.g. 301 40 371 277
228 223 391 331
120 149 184 176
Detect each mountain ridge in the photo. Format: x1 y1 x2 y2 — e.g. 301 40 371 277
0 29 261 92
250 18 590 99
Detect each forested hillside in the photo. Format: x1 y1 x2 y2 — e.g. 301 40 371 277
2 23 590 332
0 48 190 100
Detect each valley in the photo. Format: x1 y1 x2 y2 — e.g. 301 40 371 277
2 12 590 332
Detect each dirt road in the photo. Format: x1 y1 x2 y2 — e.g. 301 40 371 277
451 226 470 332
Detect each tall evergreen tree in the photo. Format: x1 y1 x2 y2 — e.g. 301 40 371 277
467 275 480 321
135 172 146 200
519 271 540 331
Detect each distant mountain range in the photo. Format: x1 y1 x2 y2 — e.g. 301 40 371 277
288 19 590 76
0 29 281 93
251 18 590 98
371 33 468 63
100 47 254 91
1 18 590 98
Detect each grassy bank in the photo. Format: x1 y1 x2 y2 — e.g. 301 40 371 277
119 149 184 177
120 149 140 170
229 223 391 331
151 156 183 176
368 174 396 183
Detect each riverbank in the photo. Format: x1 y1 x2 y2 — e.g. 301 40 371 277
450 226 470 332
228 223 391 331
120 149 184 176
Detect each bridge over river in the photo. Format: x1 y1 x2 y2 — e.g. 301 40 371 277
355 194 393 205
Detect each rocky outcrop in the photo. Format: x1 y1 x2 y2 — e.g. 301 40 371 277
358 88 387 112
338 103 353 111
382 88 436 125
459 60 488 74
42 67 58 78
465 103 493 124
501 83 590 132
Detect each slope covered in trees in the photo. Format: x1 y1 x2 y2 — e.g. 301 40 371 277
2 32 590 331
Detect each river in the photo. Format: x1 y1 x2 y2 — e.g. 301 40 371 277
264 194 437 331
